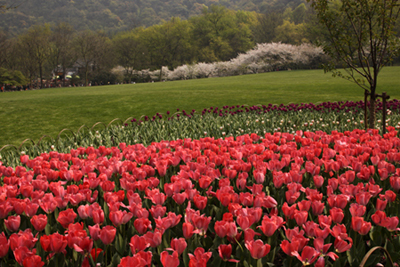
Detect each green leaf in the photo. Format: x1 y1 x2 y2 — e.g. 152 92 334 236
108 253 121 267
45 223 51 235
369 226 383 246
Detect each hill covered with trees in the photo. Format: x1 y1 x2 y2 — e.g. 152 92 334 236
1 0 305 34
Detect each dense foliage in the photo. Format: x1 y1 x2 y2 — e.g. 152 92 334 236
0 0 306 33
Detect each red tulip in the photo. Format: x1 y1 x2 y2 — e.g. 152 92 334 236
40 233 67 253
188 247 212 266
0 233 9 258
349 203 366 217
118 255 148 266
334 236 352 253
101 180 115 192
182 222 195 239
57 208 77 228
9 229 37 251
24 202 39 217
134 218 152 234
359 221 372 235
0 201 14 219
356 192 372 206
191 214 211 236
292 246 319 265
23 255 44 267
371 210 387 225
91 207 105 225
329 207 344 224
259 215 283 237
73 236 93 254
390 176 400 191
281 239 303 257
30 214 47 232
170 238 187 255
109 210 133 227
245 239 271 259
5 215 21 232
218 244 240 263
13 247 36 266
384 190 396 202
39 193 58 214
282 202 297 219
130 235 150 254
244 228 261 242
160 251 179 267
100 225 116 245
382 216 400 231
376 198 388 211
89 224 101 241
193 194 207 210
294 210 308 226
144 230 162 248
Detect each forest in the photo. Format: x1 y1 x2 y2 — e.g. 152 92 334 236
1 0 400 88
0 0 305 34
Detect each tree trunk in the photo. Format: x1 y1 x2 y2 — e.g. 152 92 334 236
159 66 163 82
62 66 66 87
368 93 376 129
85 64 88 87
39 63 43 88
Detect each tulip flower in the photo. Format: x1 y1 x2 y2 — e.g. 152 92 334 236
292 246 320 265
30 214 47 232
109 210 133 227
245 239 271 259
130 235 150 254
13 247 36 266
170 238 187 256
23 255 45 267
5 215 21 232
218 244 240 263
57 208 77 228
100 225 116 245
0 233 9 258
182 222 195 239
134 217 152 234
0 201 13 219
188 247 212 266
160 251 179 267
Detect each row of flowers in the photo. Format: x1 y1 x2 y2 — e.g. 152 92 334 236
3 99 400 168
1 127 400 266
130 99 399 122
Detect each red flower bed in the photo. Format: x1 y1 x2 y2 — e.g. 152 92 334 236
0 128 400 266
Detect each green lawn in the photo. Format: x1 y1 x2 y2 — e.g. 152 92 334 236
1 67 400 147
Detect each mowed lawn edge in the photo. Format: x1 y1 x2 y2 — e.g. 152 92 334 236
1 66 400 147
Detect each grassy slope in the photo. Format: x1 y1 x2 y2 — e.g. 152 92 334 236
1 67 400 147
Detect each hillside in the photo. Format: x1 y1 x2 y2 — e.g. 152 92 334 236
1 0 305 34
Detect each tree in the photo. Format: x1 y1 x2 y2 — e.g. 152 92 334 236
274 20 308 44
0 0 19 13
113 29 149 83
307 0 400 129
73 30 113 86
191 5 256 62
0 67 28 86
49 23 75 87
19 24 52 88
142 17 193 80
253 12 284 44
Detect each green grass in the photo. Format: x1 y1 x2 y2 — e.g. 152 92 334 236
1 66 400 147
